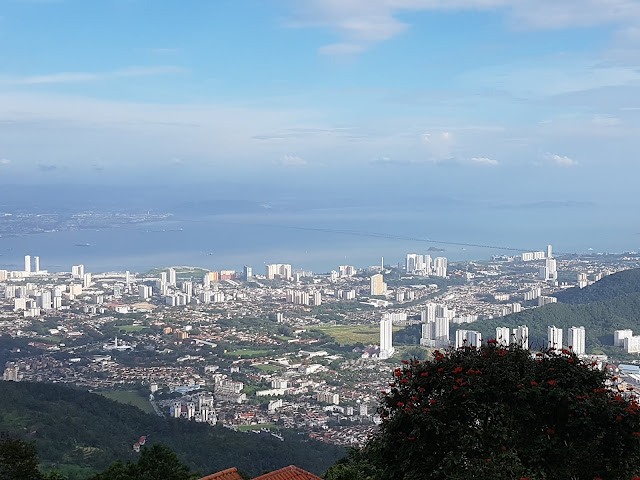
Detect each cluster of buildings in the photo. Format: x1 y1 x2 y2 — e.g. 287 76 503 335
405 254 448 277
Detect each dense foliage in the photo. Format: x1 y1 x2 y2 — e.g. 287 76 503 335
473 268 640 349
0 435 64 480
88 443 199 480
326 344 640 480
0 382 344 480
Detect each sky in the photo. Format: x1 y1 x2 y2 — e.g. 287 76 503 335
0 0 639 205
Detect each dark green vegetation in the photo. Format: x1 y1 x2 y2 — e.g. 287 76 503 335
0 435 64 480
473 268 640 351
0 382 344 480
326 344 640 480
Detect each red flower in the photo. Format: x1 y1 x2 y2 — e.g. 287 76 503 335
421 372 429 377
501 446 507 451
453 366 463 374
517 384 523 389
411 396 418 401
423 408 430 412
488 339 497 344
548 380 556 386
453 386 458 390
456 378 463 383
397 402 405 407
418 387 425 392
430 399 437 404
401 360 409 364
632 432 640 436
530 381 538 386
395 371 402 377
616 415 623 421
408 436 415 440
486 458 492 462
546 428 555 435
438 368 444 373
401 379 408 384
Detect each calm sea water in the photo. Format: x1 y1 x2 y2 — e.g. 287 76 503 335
0 202 637 274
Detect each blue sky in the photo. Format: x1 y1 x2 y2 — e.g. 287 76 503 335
0 0 639 204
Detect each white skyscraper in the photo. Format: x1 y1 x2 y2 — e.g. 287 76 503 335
421 303 437 323
379 314 395 359
496 327 511 346
168 268 177 286
433 257 448 277
203 274 210 288
614 329 633 347
568 326 586 355
421 315 450 348
547 244 553 258
72 264 85 279
83 273 92 288
513 325 529 349
456 329 482 349
547 325 563 351
34 256 40 273
540 258 558 283
424 255 432 275
24 255 31 274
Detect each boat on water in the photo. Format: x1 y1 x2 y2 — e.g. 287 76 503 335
75 243 92 247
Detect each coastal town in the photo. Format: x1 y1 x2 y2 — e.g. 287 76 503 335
1 248 640 447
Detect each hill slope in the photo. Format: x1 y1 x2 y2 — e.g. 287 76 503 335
470 268 640 350
0 382 344 480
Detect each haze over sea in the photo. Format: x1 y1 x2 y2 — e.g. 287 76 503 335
0 183 636 274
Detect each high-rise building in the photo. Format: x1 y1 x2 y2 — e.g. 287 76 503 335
540 258 558 283
456 329 482 348
370 273 386 296
243 266 252 281
568 326 586 355
339 265 356 277
513 325 529 349
34 256 40 273
182 281 193 297
139 285 152 300
203 273 211 288
614 329 633 347
265 264 292 280
421 303 437 323
379 314 395 359
547 325 562 351
24 255 31 274
168 268 177 286
496 327 511 346
72 264 85 279
421 316 450 348
37 290 52 310
547 244 553 259
433 257 448 277
83 273 92 288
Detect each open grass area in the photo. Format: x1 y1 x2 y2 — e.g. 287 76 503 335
237 424 279 432
317 325 403 346
224 349 273 358
118 325 145 333
99 390 155 414
251 363 282 372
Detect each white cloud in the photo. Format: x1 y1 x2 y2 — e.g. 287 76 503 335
278 154 309 167
547 153 579 167
470 156 499 166
289 0 640 54
0 66 187 86
0 158 10 165
422 131 454 161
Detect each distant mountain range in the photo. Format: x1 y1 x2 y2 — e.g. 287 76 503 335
0 382 344 480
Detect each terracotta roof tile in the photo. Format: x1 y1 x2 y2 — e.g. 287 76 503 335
200 467 245 480
251 465 323 480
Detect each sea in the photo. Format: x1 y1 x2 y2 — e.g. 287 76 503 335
0 197 637 274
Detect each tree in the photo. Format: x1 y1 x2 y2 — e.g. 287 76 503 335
89 443 199 480
0 435 66 480
0 436 44 480
325 344 640 480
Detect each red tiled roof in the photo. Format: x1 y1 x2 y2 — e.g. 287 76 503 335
200 467 245 480
251 465 323 480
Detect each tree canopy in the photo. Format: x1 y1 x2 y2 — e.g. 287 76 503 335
326 344 640 480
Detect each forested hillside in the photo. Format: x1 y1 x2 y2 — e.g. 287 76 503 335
471 268 640 349
0 382 344 480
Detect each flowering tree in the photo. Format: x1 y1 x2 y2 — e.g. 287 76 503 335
326 343 640 480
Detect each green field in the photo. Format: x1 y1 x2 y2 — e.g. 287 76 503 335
118 325 145 333
225 349 273 358
251 363 282 372
237 424 279 432
99 390 155 414
317 325 403 346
